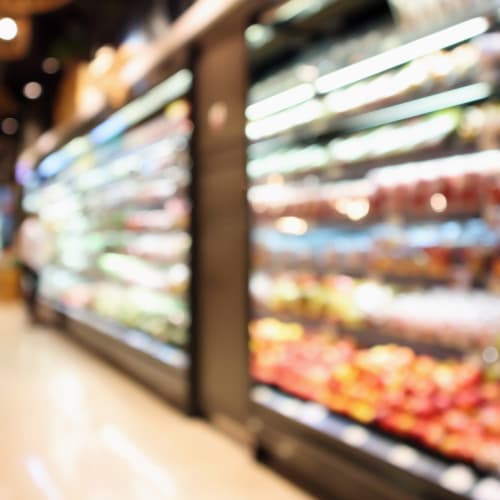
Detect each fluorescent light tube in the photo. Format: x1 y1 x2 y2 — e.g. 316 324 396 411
246 83 316 120
246 99 324 141
316 16 489 94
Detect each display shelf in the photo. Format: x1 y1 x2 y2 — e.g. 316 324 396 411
247 104 491 184
101 249 190 267
249 149 500 228
247 3 500 494
341 326 468 359
334 83 494 136
36 295 69 329
83 222 190 234
79 167 191 202
73 162 191 197
249 7 495 111
251 256 493 291
252 308 465 359
252 260 490 290
29 67 197 413
63 307 192 411
64 307 188 369
249 145 478 186
82 190 190 213
248 0 388 75
251 385 500 499
94 274 189 297
247 82 493 143
251 212 486 232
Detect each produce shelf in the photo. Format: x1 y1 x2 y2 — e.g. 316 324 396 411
246 4 500 497
252 309 465 358
251 385 500 499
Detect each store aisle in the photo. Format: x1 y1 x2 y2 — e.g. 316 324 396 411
0 304 310 500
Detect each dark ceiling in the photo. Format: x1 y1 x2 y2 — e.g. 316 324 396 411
0 0 193 181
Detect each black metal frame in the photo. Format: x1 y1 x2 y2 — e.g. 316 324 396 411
186 53 201 415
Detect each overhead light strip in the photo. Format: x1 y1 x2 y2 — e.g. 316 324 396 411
90 68 193 145
315 16 490 94
246 83 315 120
346 82 493 131
246 99 325 141
246 82 492 142
247 17 489 123
36 69 193 180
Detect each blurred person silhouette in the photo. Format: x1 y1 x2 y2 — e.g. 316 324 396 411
17 214 52 323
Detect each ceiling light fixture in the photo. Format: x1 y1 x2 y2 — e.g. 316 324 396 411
42 57 60 74
24 81 43 99
1 117 18 135
0 17 18 41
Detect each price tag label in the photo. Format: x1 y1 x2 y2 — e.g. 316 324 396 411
252 386 273 405
277 398 302 418
300 403 328 426
388 445 418 469
472 477 500 500
342 425 369 447
276 439 297 460
440 465 476 495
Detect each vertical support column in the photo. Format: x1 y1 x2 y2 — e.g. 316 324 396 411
193 15 250 439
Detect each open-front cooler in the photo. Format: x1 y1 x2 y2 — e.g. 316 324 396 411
246 1 500 497
22 68 197 411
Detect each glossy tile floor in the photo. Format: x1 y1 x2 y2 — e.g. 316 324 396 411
0 304 311 500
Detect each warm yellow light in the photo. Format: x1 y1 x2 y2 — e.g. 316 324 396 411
89 46 115 77
267 174 285 185
1 117 18 135
79 86 106 116
42 57 60 74
345 198 370 221
334 198 348 214
24 81 42 99
430 193 447 213
37 131 58 154
275 216 308 235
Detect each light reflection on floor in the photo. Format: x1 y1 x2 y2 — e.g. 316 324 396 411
0 304 310 500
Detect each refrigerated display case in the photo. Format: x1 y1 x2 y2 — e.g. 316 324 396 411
22 68 196 410
247 1 500 497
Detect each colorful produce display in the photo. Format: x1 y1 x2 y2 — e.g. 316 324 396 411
250 318 500 471
92 284 189 346
249 150 500 223
251 272 500 351
251 272 386 330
